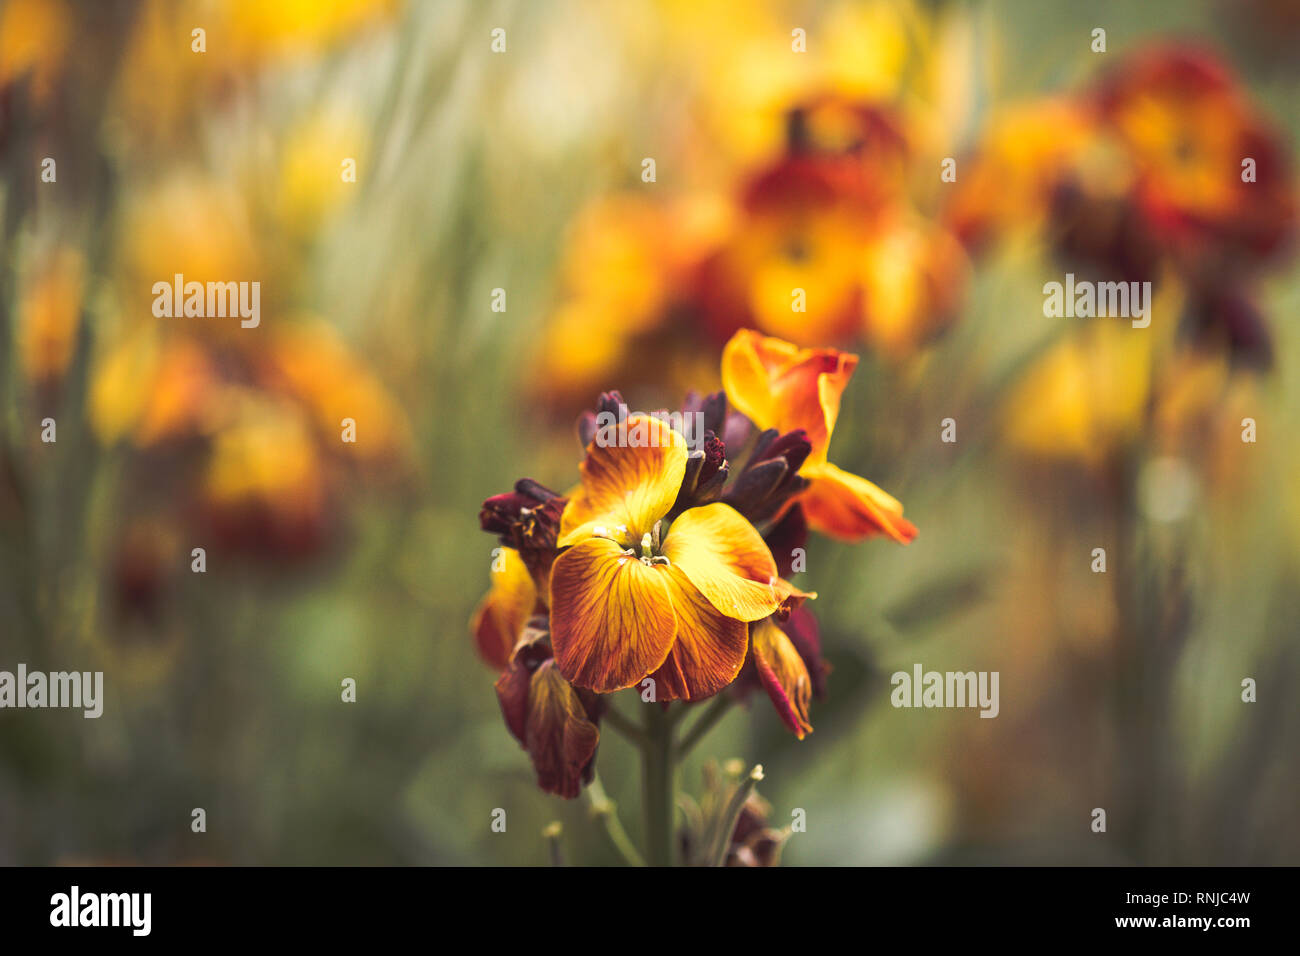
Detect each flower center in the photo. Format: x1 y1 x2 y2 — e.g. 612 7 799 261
593 520 669 567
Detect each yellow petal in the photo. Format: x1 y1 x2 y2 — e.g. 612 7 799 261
558 414 687 547
549 537 677 693
468 548 537 671
662 503 782 622
649 566 749 701
721 329 858 464
721 328 787 429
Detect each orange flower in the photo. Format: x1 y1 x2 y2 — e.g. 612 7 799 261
549 415 788 700
16 247 85 385
695 103 966 357
1093 45 1295 270
721 329 917 543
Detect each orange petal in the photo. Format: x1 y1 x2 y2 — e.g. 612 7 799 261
662 503 783 622
799 462 917 544
721 329 857 464
549 537 677 693
648 565 749 701
558 413 687 547
750 618 813 739
469 547 537 671
524 661 601 799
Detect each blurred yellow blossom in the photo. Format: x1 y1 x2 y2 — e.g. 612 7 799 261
17 246 85 384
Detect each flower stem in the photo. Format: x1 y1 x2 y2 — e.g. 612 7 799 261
587 775 645 867
602 704 646 747
641 703 676 866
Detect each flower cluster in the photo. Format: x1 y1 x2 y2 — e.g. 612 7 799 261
472 330 915 797
947 45 1296 465
951 45 1295 302
532 94 968 411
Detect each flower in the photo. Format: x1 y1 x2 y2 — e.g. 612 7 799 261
721 329 917 543
532 194 733 410
696 116 968 357
1002 318 1155 467
549 414 789 700
16 246 85 386
1091 45 1295 273
494 627 604 800
949 46 1295 285
0 0 71 109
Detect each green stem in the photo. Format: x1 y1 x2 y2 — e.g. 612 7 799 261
587 775 645 867
641 703 676 866
677 695 734 761
602 705 646 747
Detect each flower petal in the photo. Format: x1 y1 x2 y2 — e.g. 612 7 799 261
493 655 532 744
721 329 857 464
750 617 814 739
780 606 828 700
662 503 783 622
549 536 677 693
799 462 918 544
558 413 688 546
524 661 601 799
720 329 788 434
469 547 537 671
648 565 749 702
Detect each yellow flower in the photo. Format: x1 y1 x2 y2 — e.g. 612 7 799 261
1002 320 1155 466
0 0 71 107
550 415 786 699
17 247 85 384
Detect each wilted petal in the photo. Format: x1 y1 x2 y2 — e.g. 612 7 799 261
780 606 828 700
494 656 533 744
524 661 600 799
662 503 782 623
750 618 814 739
549 537 677 693
799 462 917 544
648 566 749 702
559 414 687 546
